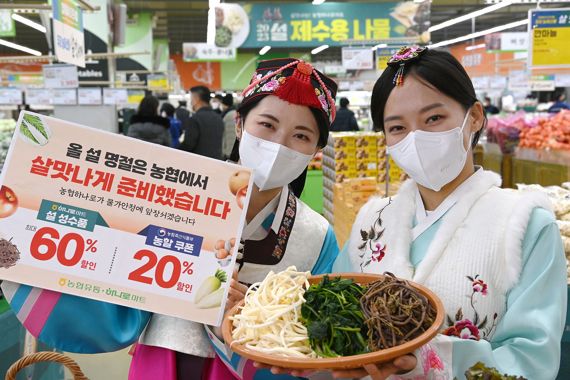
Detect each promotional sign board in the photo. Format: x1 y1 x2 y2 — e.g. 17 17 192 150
77 88 102 105
103 88 128 105
341 48 374 70
242 1 430 48
0 88 23 105
25 89 53 105
485 32 528 52
43 65 79 89
529 9 570 68
52 0 85 67
183 43 236 62
52 89 77 105
0 112 252 325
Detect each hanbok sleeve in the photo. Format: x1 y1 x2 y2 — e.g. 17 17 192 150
1 282 151 353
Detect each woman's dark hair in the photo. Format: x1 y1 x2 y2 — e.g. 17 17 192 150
160 102 176 118
230 96 328 197
371 49 486 148
137 95 159 118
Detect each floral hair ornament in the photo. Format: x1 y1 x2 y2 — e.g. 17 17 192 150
387 46 428 86
240 58 338 125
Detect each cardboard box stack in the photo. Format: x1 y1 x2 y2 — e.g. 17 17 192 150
333 177 381 247
323 132 404 236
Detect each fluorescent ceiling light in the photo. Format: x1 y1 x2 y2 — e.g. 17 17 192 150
12 13 46 33
311 44 329 54
371 43 388 51
429 0 513 32
0 38 42 56
259 45 271 55
429 18 528 48
466 43 486 51
486 0 570 2
312 0 326 4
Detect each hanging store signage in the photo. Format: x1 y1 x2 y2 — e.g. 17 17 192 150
0 112 252 325
102 88 128 105
213 4 250 48
77 88 102 105
43 64 79 89
0 10 15 37
485 32 528 52
52 0 85 67
529 8 570 68
0 88 23 105
341 47 374 70
26 89 53 105
147 74 169 92
52 89 77 105
508 70 531 92
242 1 431 48
182 43 236 62
530 75 556 91
376 47 400 71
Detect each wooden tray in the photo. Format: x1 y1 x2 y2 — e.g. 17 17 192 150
222 273 445 370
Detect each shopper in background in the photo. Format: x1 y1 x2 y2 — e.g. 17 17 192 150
330 97 360 131
179 86 224 159
325 47 565 380
220 93 237 159
483 96 500 115
160 102 182 148
129 58 340 380
175 99 191 124
127 95 172 147
211 93 223 114
548 91 570 113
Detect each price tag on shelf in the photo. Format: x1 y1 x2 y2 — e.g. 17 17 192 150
0 112 252 325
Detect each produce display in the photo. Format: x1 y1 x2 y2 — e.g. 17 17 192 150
486 110 570 153
519 110 570 151
227 266 442 365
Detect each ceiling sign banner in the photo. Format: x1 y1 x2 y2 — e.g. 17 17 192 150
182 43 236 62
485 32 528 52
341 47 374 70
241 1 430 48
52 0 86 67
529 8 570 69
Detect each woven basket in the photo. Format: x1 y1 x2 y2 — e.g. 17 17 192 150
5 351 88 380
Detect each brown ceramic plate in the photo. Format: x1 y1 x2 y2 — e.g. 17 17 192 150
222 273 445 370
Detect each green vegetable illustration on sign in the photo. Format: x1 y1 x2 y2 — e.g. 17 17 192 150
20 113 50 146
195 269 227 309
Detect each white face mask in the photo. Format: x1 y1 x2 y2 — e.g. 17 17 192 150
386 110 472 192
239 130 313 191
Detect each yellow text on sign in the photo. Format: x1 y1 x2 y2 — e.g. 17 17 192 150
290 18 390 43
532 27 570 66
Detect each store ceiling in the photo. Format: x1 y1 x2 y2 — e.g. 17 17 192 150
0 0 562 58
